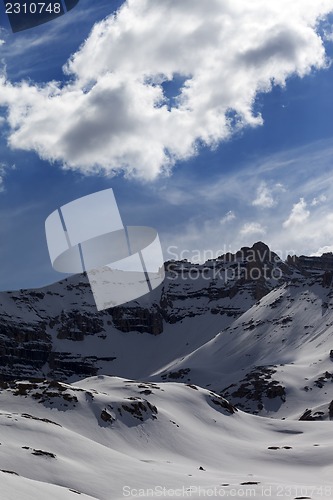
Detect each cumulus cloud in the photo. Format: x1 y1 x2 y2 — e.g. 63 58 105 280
240 222 266 236
0 0 333 179
283 198 310 227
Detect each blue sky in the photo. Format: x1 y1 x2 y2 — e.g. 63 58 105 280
1 0 333 290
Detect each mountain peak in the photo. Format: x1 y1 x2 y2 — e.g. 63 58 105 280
251 241 271 252
218 240 280 267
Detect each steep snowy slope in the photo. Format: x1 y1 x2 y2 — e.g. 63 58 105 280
0 376 332 499
154 280 333 419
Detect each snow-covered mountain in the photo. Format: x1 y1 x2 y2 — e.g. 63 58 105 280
0 242 332 417
0 376 332 499
0 242 332 498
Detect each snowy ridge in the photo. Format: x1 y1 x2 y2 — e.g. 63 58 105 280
156 280 333 419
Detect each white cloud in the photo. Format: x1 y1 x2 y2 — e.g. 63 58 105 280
311 194 327 206
0 163 12 193
0 0 332 180
283 198 310 227
324 26 333 42
252 183 275 208
240 222 266 236
312 245 333 255
220 211 236 224
155 140 333 259
252 182 285 208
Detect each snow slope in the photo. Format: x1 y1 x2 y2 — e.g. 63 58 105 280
0 376 332 499
153 281 333 419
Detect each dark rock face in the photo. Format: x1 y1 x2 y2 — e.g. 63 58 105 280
314 372 333 389
54 311 105 340
100 410 114 423
161 368 191 380
222 366 286 413
0 379 80 410
209 394 238 415
120 399 158 421
110 306 163 335
47 352 99 379
299 408 326 421
0 319 51 380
